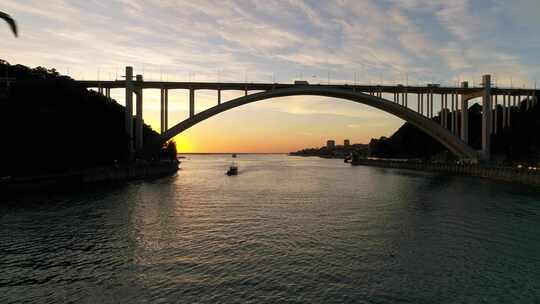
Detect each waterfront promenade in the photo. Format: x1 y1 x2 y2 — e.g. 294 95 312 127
351 158 540 186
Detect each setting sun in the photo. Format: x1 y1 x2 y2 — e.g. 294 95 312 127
173 135 195 153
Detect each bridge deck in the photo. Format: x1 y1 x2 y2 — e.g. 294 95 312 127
76 80 538 96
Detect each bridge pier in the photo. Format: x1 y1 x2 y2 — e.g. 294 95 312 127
506 94 510 129
135 75 144 151
105 88 110 99
509 96 514 127
426 93 430 117
502 94 507 129
441 94 447 128
165 89 168 132
418 94 423 115
404 92 408 107
460 84 469 144
218 89 221 105
493 95 498 134
430 92 434 118
160 88 168 134
160 88 164 134
125 67 134 154
449 95 454 133
481 74 492 160
456 95 460 136
190 88 195 117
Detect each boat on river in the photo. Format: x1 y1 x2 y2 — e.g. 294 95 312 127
226 164 238 176
226 154 238 175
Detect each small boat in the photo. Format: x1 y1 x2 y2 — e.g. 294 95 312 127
226 154 238 175
226 163 238 176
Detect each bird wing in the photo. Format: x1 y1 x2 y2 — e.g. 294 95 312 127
0 11 18 37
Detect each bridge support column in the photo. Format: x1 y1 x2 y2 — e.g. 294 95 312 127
508 94 512 127
404 92 408 107
441 94 446 128
165 89 168 131
125 67 134 154
447 95 451 131
502 94 507 129
426 93 430 117
450 96 458 135
418 94 423 115
135 75 144 151
450 94 454 131
481 74 492 160
105 88 110 99
449 94 453 131
160 88 167 134
218 89 221 105
430 93 434 118
449 94 454 134
493 95 498 134
460 95 468 143
190 89 195 117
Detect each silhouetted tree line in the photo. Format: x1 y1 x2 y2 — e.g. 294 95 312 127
369 98 540 164
290 144 369 158
0 61 176 177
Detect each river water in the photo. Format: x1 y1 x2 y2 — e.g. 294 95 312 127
1 155 540 303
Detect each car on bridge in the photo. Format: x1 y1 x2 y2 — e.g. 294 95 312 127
294 80 309 85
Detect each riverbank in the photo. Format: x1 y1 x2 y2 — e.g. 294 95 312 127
289 153 345 160
351 158 540 187
0 161 179 193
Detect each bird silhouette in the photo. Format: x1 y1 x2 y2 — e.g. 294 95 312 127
0 11 17 37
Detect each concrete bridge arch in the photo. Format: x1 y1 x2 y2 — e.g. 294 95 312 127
162 86 478 160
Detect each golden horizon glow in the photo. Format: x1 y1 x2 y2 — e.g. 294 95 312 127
144 96 404 153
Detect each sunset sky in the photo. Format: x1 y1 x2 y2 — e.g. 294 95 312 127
2 0 540 153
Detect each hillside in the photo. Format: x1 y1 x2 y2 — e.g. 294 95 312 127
0 61 174 177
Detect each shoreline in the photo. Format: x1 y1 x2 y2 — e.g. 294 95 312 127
0 161 179 193
351 158 540 187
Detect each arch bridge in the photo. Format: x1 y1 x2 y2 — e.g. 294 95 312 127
78 67 539 162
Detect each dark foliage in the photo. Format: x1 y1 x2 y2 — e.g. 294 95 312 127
0 62 174 177
290 144 369 158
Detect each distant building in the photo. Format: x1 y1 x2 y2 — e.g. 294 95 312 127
327 140 335 150
344 139 350 147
